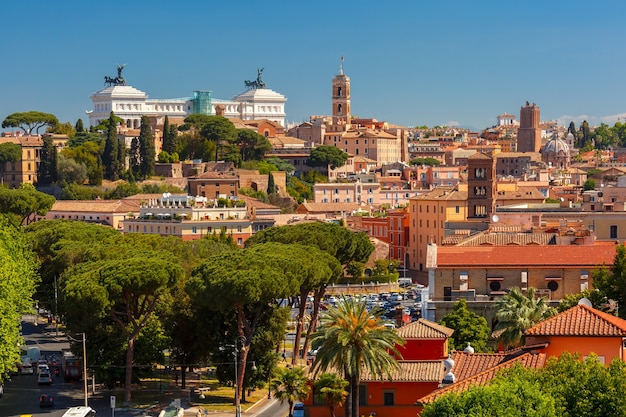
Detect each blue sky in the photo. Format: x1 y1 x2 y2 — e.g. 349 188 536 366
2 0 626 132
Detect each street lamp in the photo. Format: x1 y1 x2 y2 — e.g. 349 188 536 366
222 343 241 417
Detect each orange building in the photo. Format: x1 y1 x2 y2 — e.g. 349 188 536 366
525 303 626 363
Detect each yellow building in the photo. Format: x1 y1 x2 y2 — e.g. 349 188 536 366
0 135 42 187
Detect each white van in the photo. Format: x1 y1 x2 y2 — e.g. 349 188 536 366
62 406 97 417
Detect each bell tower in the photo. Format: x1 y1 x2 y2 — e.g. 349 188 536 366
331 57 351 132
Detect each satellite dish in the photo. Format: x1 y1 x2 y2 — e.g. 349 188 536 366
578 298 593 308
491 214 499 223
162 192 168 198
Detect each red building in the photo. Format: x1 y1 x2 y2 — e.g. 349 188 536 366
304 319 453 417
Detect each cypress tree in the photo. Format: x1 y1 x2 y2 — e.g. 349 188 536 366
103 112 119 180
138 116 155 179
75 118 85 133
267 171 276 194
38 136 57 185
162 116 175 154
129 137 140 178
117 139 126 178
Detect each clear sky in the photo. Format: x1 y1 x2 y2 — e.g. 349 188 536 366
2 0 626 132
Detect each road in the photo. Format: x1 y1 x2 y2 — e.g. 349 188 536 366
2 317 288 417
0 319 87 417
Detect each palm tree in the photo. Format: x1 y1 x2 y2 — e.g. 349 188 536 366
494 287 556 349
270 366 311 417
313 373 349 417
310 297 405 417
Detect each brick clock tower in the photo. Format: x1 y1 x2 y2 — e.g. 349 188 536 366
467 152 496 219
517 101 541 153
331 57 351 133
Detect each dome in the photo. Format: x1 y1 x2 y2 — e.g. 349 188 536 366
443 354 455 371
543 136 570 156
463 342 475 353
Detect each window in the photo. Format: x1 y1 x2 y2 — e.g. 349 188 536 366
611 225 618 239
383 391 395 406
455 205 460 214
359 385 368 406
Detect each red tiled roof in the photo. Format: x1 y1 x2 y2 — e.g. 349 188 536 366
416 351 546 404
436 243 616 267
525 304 626 337
449 351 512 382
50 200 140 213
396 318 454 339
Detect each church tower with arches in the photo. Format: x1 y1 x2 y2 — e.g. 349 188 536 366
330 58 351 132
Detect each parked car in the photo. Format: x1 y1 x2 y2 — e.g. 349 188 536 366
293 402 305 417
39 394 54 407
38 371 53 385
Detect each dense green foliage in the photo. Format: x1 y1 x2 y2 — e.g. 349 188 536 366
557 289 610 313
494 287 556 349
138 116 156 179
422 353 626 417
306 145 349 170
38 135 58 185
313 373 349 417
102 112 120 180
247 222 374 359
189 242 329 402
56 154 88 184
583 178 596 191
439 299 490 352
409 157 441 166
25 221 233 401
270 366 311 417
0 142 22 163
0 217 39 377
236 129 272 162
0 184 55 226
2 111 58 135
593 244 626 318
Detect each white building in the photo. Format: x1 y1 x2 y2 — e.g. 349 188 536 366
87 79 287 129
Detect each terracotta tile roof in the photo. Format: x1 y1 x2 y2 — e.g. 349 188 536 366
450 351 521 382
237 195 281 210
191 171 238 179
360 360 445 383
50 200 140 213
413 187 468 201
436 243 616 268
296 202 361 214
525 304 626 337
455 232 557 247
416 351 546 404
468 152 492 160
396 318 454 339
